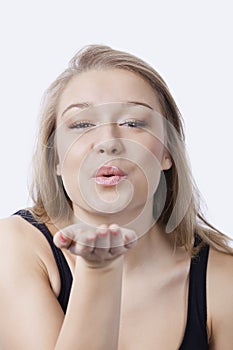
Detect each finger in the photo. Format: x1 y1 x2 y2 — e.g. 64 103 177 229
94 225 111 259
109 224 125 255
53 231 73 249
123 228 138 248
69 240 95 256
95 225 110 249
68 231 97 256
54 223 96 249
53 223 79 249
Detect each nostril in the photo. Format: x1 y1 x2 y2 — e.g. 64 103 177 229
96 141 123 155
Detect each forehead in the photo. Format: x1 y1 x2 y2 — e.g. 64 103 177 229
57 69 162 119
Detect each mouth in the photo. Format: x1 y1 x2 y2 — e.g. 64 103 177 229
92 166 127 186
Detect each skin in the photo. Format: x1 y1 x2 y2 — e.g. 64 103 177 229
0 69 233 349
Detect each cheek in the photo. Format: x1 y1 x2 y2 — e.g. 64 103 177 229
56 128 91 172
56 133 93 201
140 136 165 165
144 138 166 191
129 137 164 197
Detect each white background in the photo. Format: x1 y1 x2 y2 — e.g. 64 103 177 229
0 1 232 237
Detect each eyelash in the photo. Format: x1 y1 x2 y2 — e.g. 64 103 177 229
119 120 147 128
69 121 96 129
69 119 147 129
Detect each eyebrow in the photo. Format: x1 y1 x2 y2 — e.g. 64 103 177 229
127 101 153 110
61 102 92 117
61 100 153 117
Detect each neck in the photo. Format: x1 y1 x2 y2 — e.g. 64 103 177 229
123 223 178 273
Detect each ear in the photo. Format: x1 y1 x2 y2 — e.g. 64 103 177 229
56 163 61 176
161 149 172 170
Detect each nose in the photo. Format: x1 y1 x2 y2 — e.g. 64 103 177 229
95 138 124 155
94 124 125 155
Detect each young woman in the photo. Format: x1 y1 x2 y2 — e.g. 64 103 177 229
0 45 232 350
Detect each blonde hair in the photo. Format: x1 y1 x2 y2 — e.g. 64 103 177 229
29 44 232 256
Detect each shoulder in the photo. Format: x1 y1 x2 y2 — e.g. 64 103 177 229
0 214 33 251
0 214 60 296
208 246 233 287
0 214 48 258
0 214 46 274
207 247 233 349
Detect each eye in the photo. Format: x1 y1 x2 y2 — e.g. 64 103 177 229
69 121 96 129
119 119 147 128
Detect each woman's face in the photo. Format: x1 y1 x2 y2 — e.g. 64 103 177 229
55 69 172 224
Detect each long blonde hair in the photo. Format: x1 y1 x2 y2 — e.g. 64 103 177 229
29 44 232 256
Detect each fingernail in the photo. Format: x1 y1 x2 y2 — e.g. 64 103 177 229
111 228 120 235
109 224 119 234
59 232 67 243
98 228 108 236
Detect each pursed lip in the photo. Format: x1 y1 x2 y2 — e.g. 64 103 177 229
92 166 127 186
93 165 127 177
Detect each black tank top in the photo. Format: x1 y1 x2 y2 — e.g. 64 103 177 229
13 209 209 349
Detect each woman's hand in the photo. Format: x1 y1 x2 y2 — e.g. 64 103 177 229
53 223 137 266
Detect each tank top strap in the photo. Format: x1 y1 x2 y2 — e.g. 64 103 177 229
179 237 209 349
12 209 73 313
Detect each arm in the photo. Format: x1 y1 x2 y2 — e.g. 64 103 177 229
208 248 233 350
55 256 124 350
54 222 136 350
